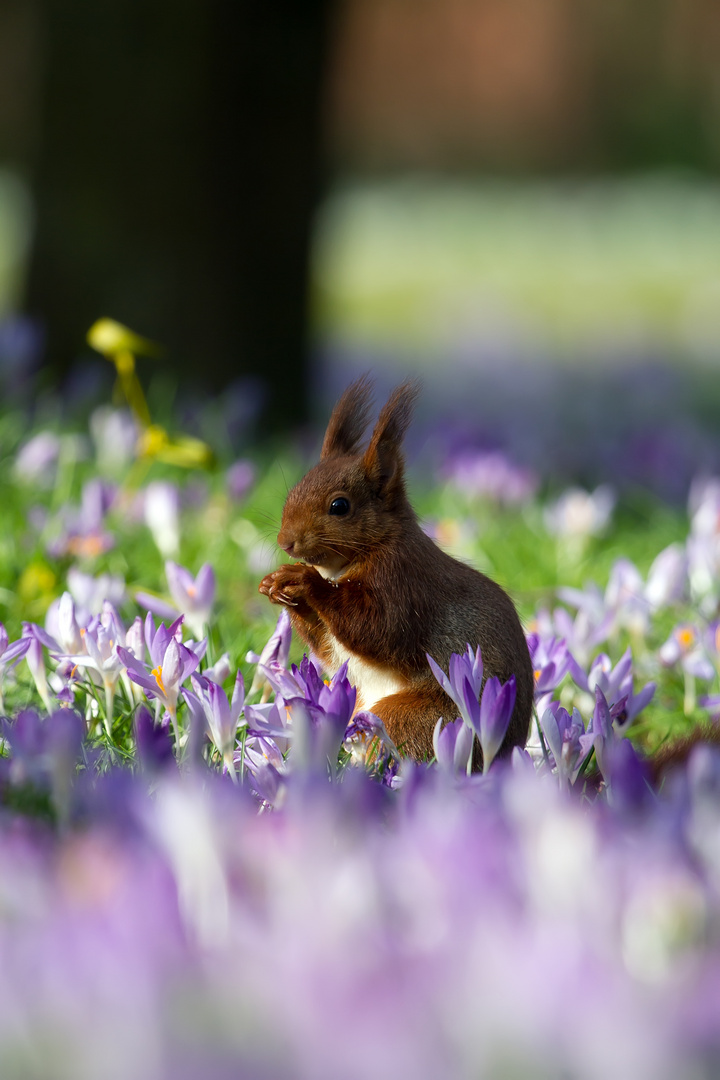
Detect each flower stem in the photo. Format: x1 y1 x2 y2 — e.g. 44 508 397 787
103 684 115 739
168 706 180 753
684 671 696 716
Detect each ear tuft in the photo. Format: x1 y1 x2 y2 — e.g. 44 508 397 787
321 375 375 459
363 380 420 495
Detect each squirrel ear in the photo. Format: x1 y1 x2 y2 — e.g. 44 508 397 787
321 375 375 459
362 380 419 495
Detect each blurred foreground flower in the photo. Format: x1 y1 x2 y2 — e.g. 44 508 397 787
0 734 718 1079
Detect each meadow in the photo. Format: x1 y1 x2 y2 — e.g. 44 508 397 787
1 173 720 1077
0 303 720 1078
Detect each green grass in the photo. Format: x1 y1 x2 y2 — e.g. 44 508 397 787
313 175 720 362
0 388 707 760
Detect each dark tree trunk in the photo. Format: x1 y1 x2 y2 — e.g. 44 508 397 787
25 0 334 427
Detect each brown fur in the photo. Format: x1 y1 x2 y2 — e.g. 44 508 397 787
648 722 720 786
259 377 534 765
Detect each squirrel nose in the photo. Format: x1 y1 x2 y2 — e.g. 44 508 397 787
278 531 295 556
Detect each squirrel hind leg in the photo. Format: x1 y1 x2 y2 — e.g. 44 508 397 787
372 683 531 770
371 686 447 763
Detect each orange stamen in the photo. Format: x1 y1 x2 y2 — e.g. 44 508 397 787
151 665 166 694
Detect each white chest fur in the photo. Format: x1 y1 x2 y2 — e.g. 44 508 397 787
324 635 406 711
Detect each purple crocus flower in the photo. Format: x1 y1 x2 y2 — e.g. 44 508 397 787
586 685 615 779
187 671 245 775
143 479 180 558
285 696 348 780
687 531 717 612
137 560 216 640
67 566 126 622
344 709 396 768
427 645 514 772
89 405 139 473
260 653 331 709
43 568 127 643
644 542 688 609
246 609 292 697
132 591 178 625
553 584 615 666
62 602 130 736
226 459 256 502
441 448 539 505
426 644 484 731
704 620 720 663
242 699 293 772
44 591 84 655
297 657 357 728
242 750 286 807
21 622 61 712
659 621 715 715
698 691 720 720
432 716 474 776
527 632 572 714
473 675 517 773
604 557 650 637
689 475 720 541
544 484 616 539
1 707 84 821
265 659 356 778
602 737 654 815
46 478 117 560
539 702 593 789
659 623 714 680
134 704 175 774
570 647 655 730
13 430 61 485
687 477 720 611
0 623 32 711
117 614 204 747
202 652 232 685
166 561 215 638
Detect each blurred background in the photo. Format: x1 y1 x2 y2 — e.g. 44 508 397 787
2 0 720 497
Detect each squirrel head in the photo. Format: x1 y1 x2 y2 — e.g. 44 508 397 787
277 376 419 580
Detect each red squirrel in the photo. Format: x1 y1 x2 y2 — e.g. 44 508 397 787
259 376 533 764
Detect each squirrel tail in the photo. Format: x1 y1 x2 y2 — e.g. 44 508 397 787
647 721 720 786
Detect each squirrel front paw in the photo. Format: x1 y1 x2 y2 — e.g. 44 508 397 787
259 563 314 608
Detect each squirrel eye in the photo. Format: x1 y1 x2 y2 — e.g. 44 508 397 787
329 497 350 516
